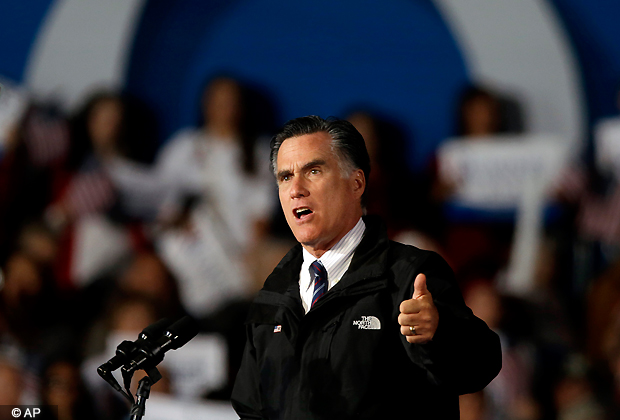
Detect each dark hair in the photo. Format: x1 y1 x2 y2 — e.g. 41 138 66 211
456 85 500 136
269 115 371 181
67 91 121 169
198 75 275 176
68 91 158 168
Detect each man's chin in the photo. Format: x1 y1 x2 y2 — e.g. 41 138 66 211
293 231 321 249
295 235 318 248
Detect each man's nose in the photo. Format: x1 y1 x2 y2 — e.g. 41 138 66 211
289 176 309 198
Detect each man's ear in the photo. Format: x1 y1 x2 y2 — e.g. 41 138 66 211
352 170 366 197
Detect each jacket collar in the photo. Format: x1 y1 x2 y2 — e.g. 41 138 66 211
261 215 390 297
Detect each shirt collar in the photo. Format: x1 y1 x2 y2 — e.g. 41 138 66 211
301 218 366 291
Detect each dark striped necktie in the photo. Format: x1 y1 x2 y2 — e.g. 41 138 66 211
310 260 327 308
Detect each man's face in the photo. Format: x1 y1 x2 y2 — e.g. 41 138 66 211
276 132 365 257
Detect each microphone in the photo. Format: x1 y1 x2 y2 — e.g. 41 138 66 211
121 316 199 375
97 316 198 408
98 318 173 378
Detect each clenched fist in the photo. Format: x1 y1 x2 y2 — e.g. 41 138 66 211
398 273 439 344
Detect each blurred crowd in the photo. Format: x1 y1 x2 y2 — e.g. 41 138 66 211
0 74 620 420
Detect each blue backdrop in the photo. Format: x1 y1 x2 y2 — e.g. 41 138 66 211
1 0 619 170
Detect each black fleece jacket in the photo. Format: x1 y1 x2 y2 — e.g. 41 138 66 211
232 216 501 419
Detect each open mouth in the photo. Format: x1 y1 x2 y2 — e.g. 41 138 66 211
294 207 313 219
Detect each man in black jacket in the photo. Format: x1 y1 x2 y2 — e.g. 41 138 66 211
232 116 501 419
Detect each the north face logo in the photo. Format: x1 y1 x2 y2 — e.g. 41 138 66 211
352 316 381 330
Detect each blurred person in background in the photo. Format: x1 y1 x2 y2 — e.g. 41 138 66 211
552 86 620 416
586 256 620 365
429 83 507 221
42 91 157 292
429 85 524 276
460 232 587 419
45 90 156 230
78 249 184 359
154 75 275 247
102 75 279 319
0 235 80 408
346 109 440 243
458 391 486 420
346 110 411 233
552 355 605 420
593 295 620 415
151 75 277 399
82 292 159 360
461 267 541 420
115 250 184 320
38 356 101 420
553 83 620 298
0 251 73 361
0 103 69 265
455 86 501 138
16 222 59 269
431 86 510 212
81 292 163 419
0 358 23 405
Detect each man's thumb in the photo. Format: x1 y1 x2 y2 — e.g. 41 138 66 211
412 273 428 299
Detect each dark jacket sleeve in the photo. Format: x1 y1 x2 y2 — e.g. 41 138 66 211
231 325 265 419
398 251 502 395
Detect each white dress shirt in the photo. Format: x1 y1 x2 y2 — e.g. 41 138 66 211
299 218 366 313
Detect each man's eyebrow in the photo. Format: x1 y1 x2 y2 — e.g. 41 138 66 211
276 168 292 179
302 159 326 171
277 159 326 180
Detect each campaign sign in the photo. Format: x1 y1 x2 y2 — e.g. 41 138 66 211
437 134 573 209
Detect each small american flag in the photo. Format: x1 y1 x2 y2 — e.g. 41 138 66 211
24 108 70 167
63 169 115 216
273 325 282 333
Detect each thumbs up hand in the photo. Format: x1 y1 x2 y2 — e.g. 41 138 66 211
398 273 439 344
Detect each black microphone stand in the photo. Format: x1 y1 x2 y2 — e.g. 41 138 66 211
130 376 153 420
